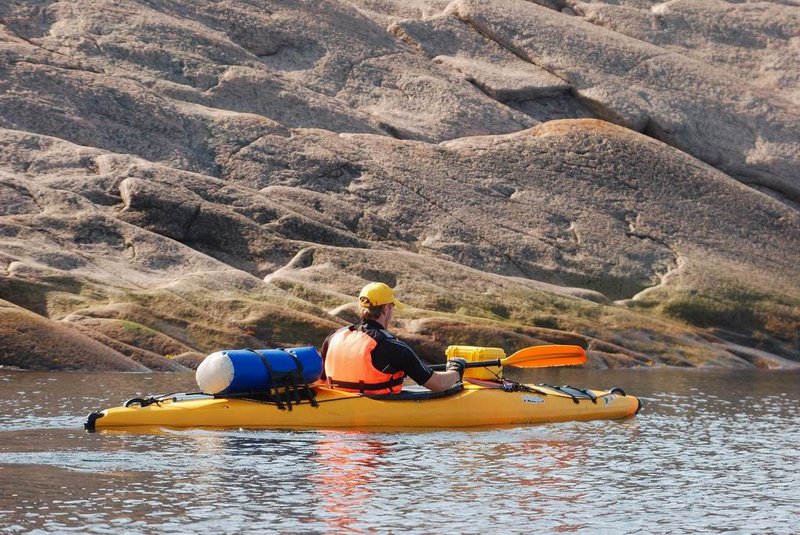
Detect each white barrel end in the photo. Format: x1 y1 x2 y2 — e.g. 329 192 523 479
196 351 235 394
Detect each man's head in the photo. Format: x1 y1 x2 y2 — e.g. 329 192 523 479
358 282 404 326
359 282 405 310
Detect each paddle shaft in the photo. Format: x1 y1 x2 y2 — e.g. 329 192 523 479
429 359 501 371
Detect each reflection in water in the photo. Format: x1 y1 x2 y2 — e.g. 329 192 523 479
310 433 390 533
0 369 798 533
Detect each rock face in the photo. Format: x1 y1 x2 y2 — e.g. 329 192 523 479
0 0 798 371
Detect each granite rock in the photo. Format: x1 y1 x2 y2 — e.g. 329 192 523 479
0 0 798 370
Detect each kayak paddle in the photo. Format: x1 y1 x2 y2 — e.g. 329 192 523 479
430 344 586 371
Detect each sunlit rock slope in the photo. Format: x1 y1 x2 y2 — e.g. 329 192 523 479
1 0 798 370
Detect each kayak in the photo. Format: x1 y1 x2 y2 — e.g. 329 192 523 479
84 380 641 431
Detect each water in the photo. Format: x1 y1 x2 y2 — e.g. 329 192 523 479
0 368 797 534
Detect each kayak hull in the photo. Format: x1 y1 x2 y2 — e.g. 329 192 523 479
86 383 640 430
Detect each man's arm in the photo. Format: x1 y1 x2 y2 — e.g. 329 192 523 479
376 337 462 392
422 369 462 392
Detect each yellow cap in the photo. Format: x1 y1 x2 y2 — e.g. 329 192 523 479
359 282 405 310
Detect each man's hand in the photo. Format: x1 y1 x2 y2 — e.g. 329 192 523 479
445 357 467 381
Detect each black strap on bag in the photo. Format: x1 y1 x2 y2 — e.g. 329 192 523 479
244 348 319 411
282 348 303 410
245 348 286 410
283 348 318 408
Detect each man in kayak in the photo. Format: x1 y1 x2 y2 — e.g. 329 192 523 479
321 282 466 394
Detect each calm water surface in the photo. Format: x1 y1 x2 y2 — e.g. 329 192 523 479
0 368 797 534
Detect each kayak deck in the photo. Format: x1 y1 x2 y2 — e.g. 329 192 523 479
85 381 640 431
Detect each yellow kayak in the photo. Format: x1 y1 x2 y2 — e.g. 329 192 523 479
85 380 640 431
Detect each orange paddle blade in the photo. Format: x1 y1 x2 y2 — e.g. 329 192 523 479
501 345 587 368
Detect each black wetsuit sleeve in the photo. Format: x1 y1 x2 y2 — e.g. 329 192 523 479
371 336 434 386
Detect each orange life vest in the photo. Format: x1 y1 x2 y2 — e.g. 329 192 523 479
324 326 405 394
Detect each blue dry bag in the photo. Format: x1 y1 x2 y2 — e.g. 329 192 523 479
196 347 323 395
